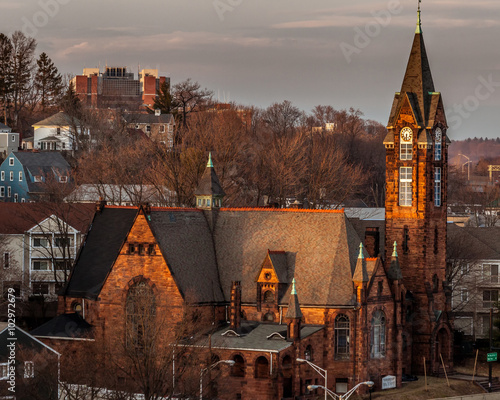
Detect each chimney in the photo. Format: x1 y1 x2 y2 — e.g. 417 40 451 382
230 281 242 332
96 197 107 213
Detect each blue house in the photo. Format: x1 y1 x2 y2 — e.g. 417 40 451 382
0 151 71 202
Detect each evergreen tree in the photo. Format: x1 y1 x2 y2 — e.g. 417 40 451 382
152 80 177 115
9 31 36 127
0 33 13 124
35 52 63 112
59 82 82 118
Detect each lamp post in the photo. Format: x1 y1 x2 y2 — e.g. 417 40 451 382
458 153 471 181
297 358 327 400
308 381 374 400
200 359 235 400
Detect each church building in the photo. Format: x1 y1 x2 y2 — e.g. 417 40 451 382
33 8 453 400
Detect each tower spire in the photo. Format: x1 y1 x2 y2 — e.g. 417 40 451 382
416 0 422 34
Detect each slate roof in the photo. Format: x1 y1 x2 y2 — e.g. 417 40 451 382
190 322 324 352
33 111 81 127
0 122 11 132
148 209 225 303
267 251 288 283
64 207 137 299
30 313 94 339
194 165 225 197
14 151 70 170
215 209 361 306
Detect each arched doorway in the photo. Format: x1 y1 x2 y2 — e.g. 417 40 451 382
282 355 293 398
436 328 451 365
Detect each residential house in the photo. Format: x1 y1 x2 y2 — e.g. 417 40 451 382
448 224 500 339
32 111 84 151
0 151 71 202
0 323 60 399
0 203 94 313
124 111 175 146
0 123 19 160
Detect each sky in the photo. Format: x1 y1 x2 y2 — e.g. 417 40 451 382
1 0 500 140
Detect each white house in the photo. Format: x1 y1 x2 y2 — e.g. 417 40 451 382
32 111 84 151
0 203 94 302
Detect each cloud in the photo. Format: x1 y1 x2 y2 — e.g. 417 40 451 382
60 42 89 57
0 2 22 10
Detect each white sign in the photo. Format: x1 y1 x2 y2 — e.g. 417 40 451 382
382 375 396 390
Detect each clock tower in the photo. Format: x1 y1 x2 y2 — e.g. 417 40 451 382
384 6 452 375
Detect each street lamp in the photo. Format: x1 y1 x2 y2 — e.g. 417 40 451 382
458 153 471 181
200 359 235 400
308 381 374 400
297 358 328 400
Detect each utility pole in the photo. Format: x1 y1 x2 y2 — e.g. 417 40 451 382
490 307 493 392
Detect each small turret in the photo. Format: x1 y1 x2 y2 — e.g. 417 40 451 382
194 152 225 209
387 241 403 281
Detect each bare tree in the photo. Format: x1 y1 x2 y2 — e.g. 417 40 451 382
173 78 213 128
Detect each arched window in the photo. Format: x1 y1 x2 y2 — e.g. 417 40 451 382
231 355 245 377
255 356 269 379
263 290 274 304
371 310 386 358
335 314 350 359
126 280 155 349
304 345 313 361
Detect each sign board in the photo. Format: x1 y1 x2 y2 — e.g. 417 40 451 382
487 352 497 362
382 375 396 390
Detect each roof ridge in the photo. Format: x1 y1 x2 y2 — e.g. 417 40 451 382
220 207 344 214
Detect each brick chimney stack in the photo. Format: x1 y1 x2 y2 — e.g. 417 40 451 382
230 281 242 332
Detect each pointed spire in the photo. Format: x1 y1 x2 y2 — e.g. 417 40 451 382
195 152 225 209
392 241 398 258
286 278 303 319
416 0 422 34
353 243 369 284
358 242 365 259
388 241 403 281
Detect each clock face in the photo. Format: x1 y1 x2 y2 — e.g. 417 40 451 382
435 128 442 142
400 127 413 142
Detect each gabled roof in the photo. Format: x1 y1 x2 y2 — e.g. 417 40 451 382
0 122 11 132
30 313 93 339
64 207 137 299
0 202 95 234
260 250 288 283
33 111 81 127
215 208 361 306
13 151 70 171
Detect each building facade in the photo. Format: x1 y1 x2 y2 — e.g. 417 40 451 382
72 67 169 110
0 152 71 202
